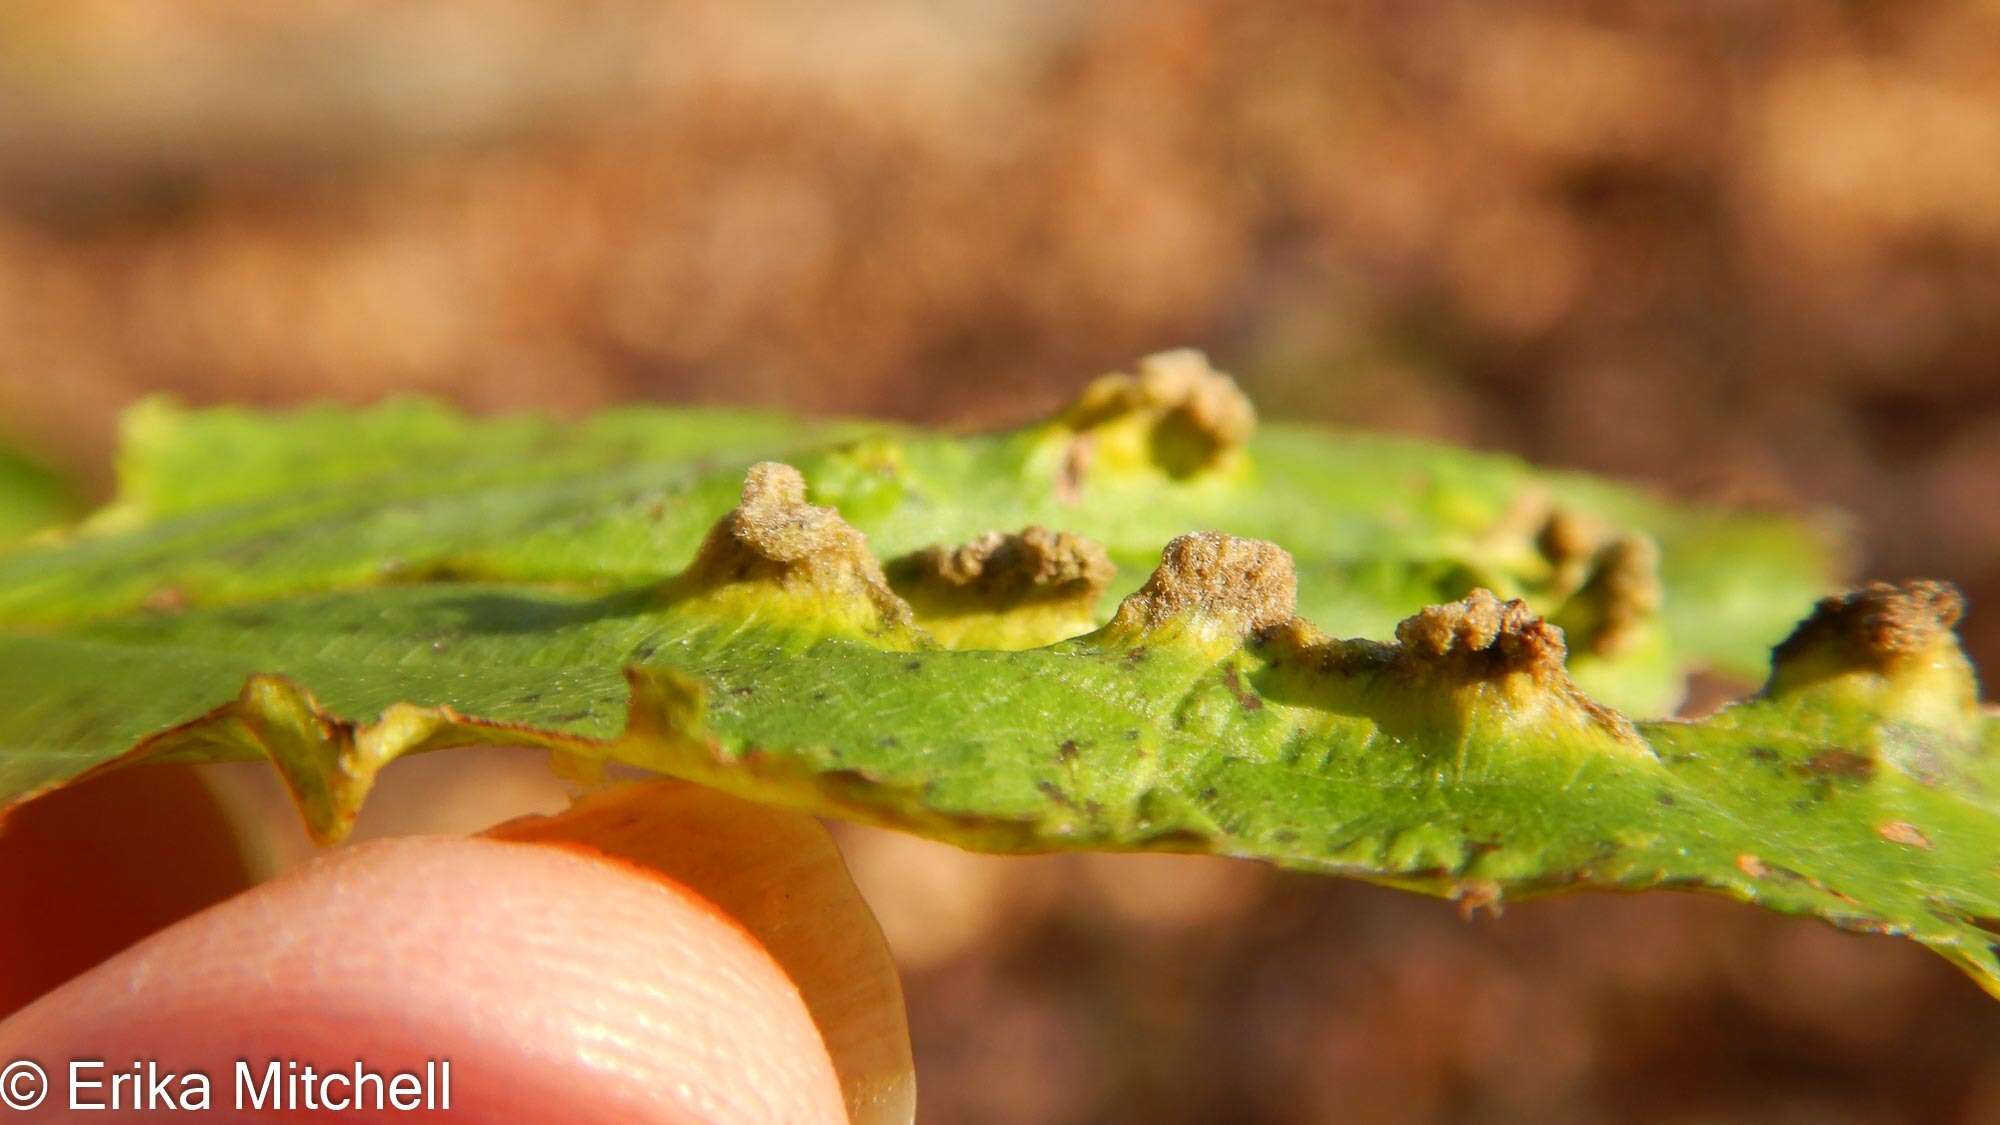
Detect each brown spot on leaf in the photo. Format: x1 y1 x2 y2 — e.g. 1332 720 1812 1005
1554 535 1662 657
889 526 1113 608
1056 434 1093 504
1455 880 1504 920
1221 664 1264 710
142 585 188 613
1878 821 1934 848
1771 579 1965 675
1802 748 1877 781
1395 588 1568 682
679 462 915 631
1536 509 1599 570
1109 532 1297 636
1964 916 2000 940
1057 349 1255 476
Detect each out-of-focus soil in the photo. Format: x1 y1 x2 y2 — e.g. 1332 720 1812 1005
2 2 1996 1120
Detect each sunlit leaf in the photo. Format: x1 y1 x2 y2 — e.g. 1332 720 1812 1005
15 356 1989 995
0 354 1833 712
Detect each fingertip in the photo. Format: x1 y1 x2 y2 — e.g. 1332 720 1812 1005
0 835 846 1123
492 781 913 1123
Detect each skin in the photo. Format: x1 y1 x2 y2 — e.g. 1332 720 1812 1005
0 836 847 1123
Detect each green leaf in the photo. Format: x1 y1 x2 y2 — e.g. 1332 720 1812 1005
17 355 1990 994
0 442 76 548
0 353 1833 714
100 395 874 524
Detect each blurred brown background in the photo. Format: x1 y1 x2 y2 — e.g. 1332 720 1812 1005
2 1 1997 1121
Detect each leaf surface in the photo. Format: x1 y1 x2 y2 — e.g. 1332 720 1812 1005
12 355 1993 993
0 355 1832 713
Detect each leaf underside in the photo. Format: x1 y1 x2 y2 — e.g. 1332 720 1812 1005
4 353 1996 995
